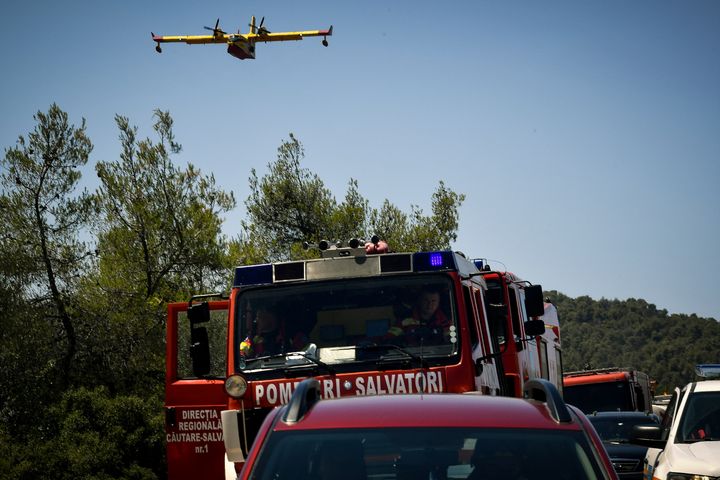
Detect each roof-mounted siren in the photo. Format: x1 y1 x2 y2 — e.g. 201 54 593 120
322 25 333 47
303 238 357 258
302 239 326 251
303 235 386 258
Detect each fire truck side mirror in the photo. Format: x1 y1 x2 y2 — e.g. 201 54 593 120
188 302 211 324
190 326 211 377
474 358 484 377
523 319 546 337
524 285 545 318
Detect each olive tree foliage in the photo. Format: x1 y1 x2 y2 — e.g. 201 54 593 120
240 133 337 261
86 110 236 391
382 181 466 252
95 110 236 299
234 133 465 263
0 104 94 401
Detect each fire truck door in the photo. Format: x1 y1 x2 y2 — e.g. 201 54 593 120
469 286 501 395
165 300 229 480
517 289 540 381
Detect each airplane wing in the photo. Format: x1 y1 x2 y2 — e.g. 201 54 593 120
151 33 230 45
152 26 331 46
248 26 332 43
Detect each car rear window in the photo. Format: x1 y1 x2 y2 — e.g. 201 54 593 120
248 427 606 480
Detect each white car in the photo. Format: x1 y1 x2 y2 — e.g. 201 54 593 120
632 365 720 480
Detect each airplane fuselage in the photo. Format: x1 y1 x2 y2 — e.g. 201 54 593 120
227 42 256 60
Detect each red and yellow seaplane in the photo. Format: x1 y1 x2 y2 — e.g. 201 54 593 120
151 16 332 60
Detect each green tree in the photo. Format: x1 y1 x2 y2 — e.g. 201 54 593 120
237 133 465 262
377 181 466 252
0 103 94 393
5 387 164 480
83 110 236 393
95 110 236 300
242 133 336 261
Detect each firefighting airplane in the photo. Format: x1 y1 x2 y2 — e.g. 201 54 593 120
151 16 332 60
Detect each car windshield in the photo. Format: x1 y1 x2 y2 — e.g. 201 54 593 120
589 415 658 443
677 391 720 442
234 275 458 371
248 427 606 480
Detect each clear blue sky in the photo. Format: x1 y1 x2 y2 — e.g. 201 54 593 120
2 1 719 319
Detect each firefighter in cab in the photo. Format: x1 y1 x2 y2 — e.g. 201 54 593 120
240 304 308 357
389 287 452 346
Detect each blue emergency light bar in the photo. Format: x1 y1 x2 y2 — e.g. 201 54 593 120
233 264 273 287
412 251 456 272
233 251 460 287
695 364 720 379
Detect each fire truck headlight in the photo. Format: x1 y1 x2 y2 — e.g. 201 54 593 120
225 374 248 398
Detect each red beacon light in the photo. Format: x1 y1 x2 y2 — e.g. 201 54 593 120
303 236 389 257
364 235 389 254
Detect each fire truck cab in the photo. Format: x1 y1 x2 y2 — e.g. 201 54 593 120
164 242 561 480
563 367 653 414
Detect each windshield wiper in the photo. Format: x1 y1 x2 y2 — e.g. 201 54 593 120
288 351 336 375
354 343 428 368
242 345 335 375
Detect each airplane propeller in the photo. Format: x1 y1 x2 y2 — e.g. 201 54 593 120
204 18 226 36
250 16 271 35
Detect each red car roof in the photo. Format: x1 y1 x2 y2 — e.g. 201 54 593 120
272 393 582 432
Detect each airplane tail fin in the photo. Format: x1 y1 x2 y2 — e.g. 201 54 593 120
249 15 256 34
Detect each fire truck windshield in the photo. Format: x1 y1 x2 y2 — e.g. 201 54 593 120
234 275 458 371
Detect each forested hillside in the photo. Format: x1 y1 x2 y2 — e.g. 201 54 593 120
546 291 720 392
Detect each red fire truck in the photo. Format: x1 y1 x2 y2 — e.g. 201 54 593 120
563 367 653 414
164 241 562 479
